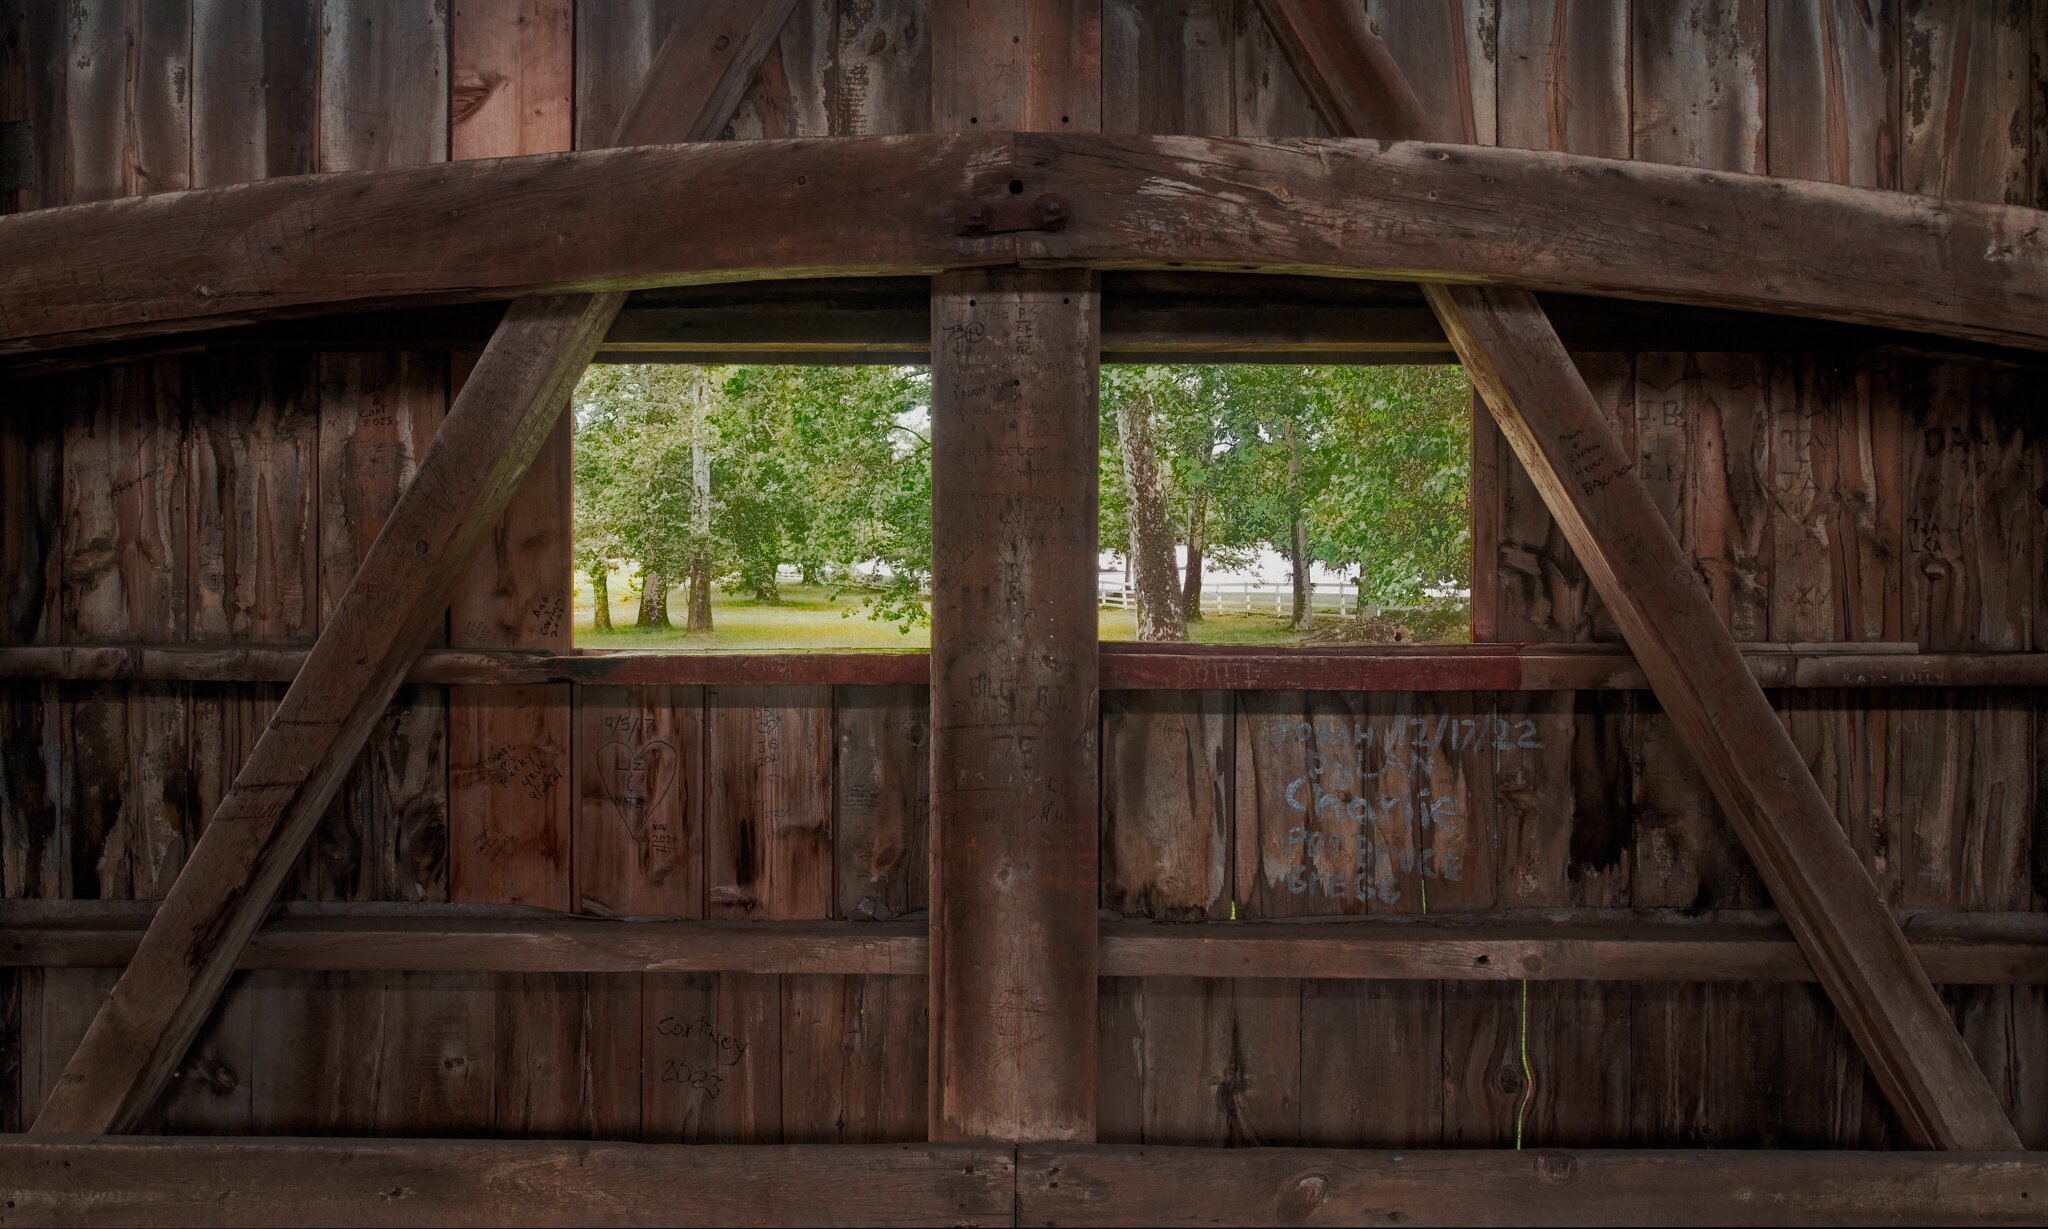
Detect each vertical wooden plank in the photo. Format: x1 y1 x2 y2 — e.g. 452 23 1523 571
315 351 449 903
1901 0 2032 205
192 0 319 187
58 0 128 204
703 686 828 1141
821 0 931 135
1 378 63 902
705 687 833 921
242 972 388 1133
0 0 25 217
574 685 704 918
1100 686 1232 1146
780 972 927 1143
1297 980 1441 1147
1496 0 1629 158
188 354 320 648
1362 0 1496 144
1101 690 1230 922
573 0 688 150
1764 4 1907 1141
1100 0 1234 135
1896 17 2038 1146
834 685 929 921
318 0 449 172
1767 0 1899 187
1231 0 1328 138
642 971 782 1143
447 2 575 912
450 0 571 160
60 363 191 902
129 0 192 195
449 684 572 909
16 0 67 212
1632 0 1767 171
933 0 1101 132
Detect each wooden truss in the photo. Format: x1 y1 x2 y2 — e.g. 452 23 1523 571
3 0 2041 1219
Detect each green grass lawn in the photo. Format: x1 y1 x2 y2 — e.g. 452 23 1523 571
576 581 1328 650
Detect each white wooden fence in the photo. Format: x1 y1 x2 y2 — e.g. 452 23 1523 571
1097 578 1384 618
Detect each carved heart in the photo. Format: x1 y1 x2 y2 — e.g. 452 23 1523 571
597 738 678 843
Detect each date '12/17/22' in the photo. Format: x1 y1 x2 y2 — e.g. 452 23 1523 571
1274 711 1544 905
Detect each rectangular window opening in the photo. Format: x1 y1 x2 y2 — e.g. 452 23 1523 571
570 362 1472 651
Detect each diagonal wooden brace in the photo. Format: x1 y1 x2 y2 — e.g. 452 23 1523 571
30 0 801 1136
1252 0 2018 1151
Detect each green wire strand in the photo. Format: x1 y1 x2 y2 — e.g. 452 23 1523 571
1514 979 1533 1149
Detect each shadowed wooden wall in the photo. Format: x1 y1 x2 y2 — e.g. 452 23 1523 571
1 0 2044 1152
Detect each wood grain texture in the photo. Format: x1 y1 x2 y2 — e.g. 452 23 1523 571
316 0 447 174
31 293 616 1135
8 902 2046 985
1017 1144 2048 1226
574 685 704 919
0 1137 1017 1227
834 685 928 920
9 642 2048 691
11 135 2048 356
928 271 1102 1143
1255 0 2022 1151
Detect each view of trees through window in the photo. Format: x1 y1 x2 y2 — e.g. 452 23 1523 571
571 363 1472 650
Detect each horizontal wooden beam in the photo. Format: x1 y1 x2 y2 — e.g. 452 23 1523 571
4 134 2044 356
2 904 927 975
3 642 2043 691
0 1139 1015 1227
0 1136 2039 1227
1016 1145 2048 1226
11 276 2011 380
7 903 2043 984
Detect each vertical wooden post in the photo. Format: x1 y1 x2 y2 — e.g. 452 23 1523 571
928 0 1103 1143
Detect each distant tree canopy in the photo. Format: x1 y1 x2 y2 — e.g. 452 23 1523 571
572 362 1469 638
573 363 929 632
1099 364 1473 635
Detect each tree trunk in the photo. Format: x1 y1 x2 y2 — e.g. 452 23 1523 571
1283 416 1313 631
637 567 671 628
687 376 714 634
1289 517 1314 631
687 550 713 633
1181 488 1207 622
1116 393 1185 641
590 569 612 632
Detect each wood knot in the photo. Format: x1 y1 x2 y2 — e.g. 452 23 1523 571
1276 1172 1329 1223
1535 1152 1575 1184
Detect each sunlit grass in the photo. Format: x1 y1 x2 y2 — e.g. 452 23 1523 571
575 582 1326 650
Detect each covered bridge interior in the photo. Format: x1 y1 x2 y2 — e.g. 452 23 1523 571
2 0 2047 1224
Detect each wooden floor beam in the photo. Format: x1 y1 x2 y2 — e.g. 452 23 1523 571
0 1139 1015 1228
4 642 2046 691
1017 1144 2048 1227
25 0 799 1137
0 1137 2039 1227
1253 0 2022 1153
6 903 2046 985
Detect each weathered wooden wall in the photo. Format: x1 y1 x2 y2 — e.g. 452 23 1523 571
1 0 2046 1151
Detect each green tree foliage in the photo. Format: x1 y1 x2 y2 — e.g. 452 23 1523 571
1310 365 1472 605
1101 364 1470 630
574 364 932 629
576 362 1468 640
